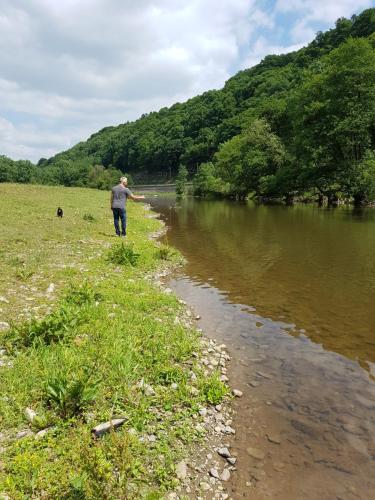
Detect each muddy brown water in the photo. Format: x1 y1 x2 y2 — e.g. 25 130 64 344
148 196 375 500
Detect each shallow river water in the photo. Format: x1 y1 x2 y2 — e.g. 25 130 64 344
148 196 375 500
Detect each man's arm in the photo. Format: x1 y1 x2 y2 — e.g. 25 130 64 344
129 194 145 201
110 192 113 209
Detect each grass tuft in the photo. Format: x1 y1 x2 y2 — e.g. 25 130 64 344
107 242 140 266
82 212 96 222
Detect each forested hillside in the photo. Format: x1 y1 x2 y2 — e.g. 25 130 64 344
1 8 375 203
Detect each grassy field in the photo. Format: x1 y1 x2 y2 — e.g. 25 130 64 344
0 184 227 499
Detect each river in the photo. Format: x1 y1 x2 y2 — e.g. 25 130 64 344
148 196 375 500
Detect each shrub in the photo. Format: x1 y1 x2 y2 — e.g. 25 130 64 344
107 243 140 266
45 369 99 419
64 282 102 306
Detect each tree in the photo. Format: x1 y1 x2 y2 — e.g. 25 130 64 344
215 119 286 198
175 165 188 196
290 37 375 201
193 162 223 197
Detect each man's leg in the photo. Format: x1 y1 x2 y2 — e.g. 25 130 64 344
120 208 127 236
112 208 120 236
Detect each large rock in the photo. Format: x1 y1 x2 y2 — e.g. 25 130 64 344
92 418 126 438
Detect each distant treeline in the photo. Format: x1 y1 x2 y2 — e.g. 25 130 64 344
0 157 133 190
1 8 375 203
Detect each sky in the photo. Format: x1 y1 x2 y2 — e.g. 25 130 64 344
0 0 373 162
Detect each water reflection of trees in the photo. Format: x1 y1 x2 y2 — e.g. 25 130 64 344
156 198 375 367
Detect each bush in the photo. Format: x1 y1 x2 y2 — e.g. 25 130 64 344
107 243 140 266
64 282 102 306
45 369 99 419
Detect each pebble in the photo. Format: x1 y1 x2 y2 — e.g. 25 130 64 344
223 426 235 434
16 430 33 439
200 481 211 491
199 408 207 417
246 447 265 460
171 383 178 390
267 434 281 444
138 379 156 396
24 407 37 423
176 461 187 480
46 283 55 294
232 389 243 397
0 322 10 331
217 447 231 458
273 461 286 472
209 468 220 479
220 375 229 382
189 387 199 396
35 428 50 439
0 297 9 303
227 457 237 465
221 469 231 481
256 371 272 379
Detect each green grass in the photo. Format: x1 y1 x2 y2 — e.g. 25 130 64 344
0 183 227 499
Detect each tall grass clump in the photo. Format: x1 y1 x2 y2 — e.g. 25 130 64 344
82 212 96 222
107 242 140 266
45 368 100 419
155 244 177 261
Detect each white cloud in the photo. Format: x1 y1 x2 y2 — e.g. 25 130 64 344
0 0 370 161
241 37 303 69
276 0 373 43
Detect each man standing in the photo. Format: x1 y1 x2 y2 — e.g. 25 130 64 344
110 177 145 236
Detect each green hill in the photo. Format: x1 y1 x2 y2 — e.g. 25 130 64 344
1 8 375 203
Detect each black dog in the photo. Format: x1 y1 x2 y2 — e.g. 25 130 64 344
57 207 63 218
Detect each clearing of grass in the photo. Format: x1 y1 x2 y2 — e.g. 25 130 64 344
0 183 228 499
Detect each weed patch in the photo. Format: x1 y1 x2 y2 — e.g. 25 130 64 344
200 372 228 405
107 242 140 266
45 369 100 419
156 244 177 261
64 282 102 306
4 304 82 350
83 212 96 222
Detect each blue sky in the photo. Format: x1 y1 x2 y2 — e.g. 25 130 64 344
0 0 373 162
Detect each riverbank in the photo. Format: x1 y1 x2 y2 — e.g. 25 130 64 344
0 184 235 499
